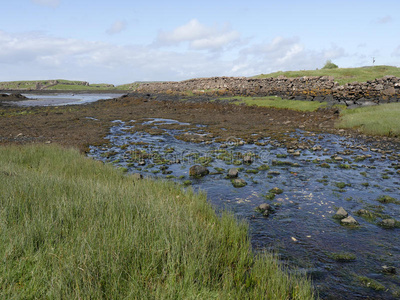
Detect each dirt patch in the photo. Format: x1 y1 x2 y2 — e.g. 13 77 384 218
0 93 397 152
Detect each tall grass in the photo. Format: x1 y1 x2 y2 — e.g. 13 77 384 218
254 65 400 85
0 145 315 299
337 103 400 136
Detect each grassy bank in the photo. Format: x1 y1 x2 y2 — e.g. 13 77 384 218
253 65 400 85
337 102 400 136
0 145 315 299
220 96 327 112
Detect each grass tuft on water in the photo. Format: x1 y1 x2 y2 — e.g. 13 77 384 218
0 144 315 299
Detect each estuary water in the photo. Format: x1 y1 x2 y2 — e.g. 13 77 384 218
89 118 400 299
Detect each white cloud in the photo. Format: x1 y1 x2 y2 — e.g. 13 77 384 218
239 37 347 74
31 0 60 8
106 21 127 35
375 15 392 24
392 45 400 57
156 19 240 50
0 29 350 85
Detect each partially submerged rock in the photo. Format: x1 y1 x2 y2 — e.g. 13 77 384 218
227 168 239 178
379 219 397 228
333 207 348 219
232 178 247 188
341 215 359 226
256 203 273 216
189 165 209 177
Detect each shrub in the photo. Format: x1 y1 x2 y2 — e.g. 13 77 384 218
322 60 339 69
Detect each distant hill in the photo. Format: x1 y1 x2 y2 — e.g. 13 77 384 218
0 79 117 91
252 65 400 85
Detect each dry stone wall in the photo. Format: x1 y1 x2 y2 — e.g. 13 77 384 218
136 75 400 105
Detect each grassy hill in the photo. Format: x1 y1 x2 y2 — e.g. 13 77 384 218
253 65 400 85
0 79 117 91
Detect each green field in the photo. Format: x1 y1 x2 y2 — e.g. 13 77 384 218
0 79 116 91
0 145 315 299
253 65 400 85
221 96 328 111
337 102 400 136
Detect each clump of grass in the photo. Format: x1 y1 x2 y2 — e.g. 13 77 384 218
337 103 400 136
377 195 400 205
0 145 316 299
328 252 356 262
357 276 385 291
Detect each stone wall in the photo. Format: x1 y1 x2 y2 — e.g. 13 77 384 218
136 75 400 105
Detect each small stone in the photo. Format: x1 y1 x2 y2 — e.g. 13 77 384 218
334 207 348 219
257 203 271 212
138 161 146 166
227 168 239 178
334 156 344 161
243 155 253 164
382 265 396 274
292 151 301 156
379 219 396 228
341 215 358 225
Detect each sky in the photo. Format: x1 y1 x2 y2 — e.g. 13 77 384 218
0 0 399 85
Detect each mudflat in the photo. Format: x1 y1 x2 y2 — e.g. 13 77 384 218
0 93 398 152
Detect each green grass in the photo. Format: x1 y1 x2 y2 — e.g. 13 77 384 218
0 80 120 91
0 145 315 299
253 65 400 85
337 103 400 136
220 96 326 111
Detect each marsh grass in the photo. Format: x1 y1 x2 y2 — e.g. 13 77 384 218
337 103 400 136
221 96 326 111
0 145 315 299
253 65 400 85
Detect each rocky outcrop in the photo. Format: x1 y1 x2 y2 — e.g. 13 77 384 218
136 75 400 105
189 165 209 177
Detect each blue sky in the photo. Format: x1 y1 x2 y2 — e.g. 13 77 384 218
0 0 399 85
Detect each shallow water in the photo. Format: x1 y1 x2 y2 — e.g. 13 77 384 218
89 118 400 299
5 93 125 106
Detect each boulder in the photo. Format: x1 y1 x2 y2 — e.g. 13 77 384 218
189 165 209 177
333 207 348 219
227 168 239 178
341 215 358 225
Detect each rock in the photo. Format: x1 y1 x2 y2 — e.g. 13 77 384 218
334 207 348 219
138 161 146 166
341 215 358 225
334 156 344 161
232 178 247 188
243 155 253 164
379 219 396 228
227 168 239 178
381 265 396 274
256 203 273 217
189 165 209 177
292 151 301 156
257 203 271 212
132 173 143 180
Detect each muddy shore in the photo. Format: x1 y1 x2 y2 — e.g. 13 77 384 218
0 92 399 153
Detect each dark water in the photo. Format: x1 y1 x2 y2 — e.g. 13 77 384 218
89 118 400 299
